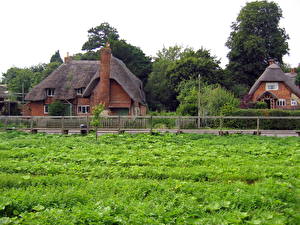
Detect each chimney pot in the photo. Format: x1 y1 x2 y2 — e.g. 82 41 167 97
64 52 72 63
268 59 275 65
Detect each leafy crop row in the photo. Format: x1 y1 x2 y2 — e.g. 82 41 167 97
0 131 299 224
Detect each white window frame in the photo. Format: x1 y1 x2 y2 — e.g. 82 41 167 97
266 82 279 91
291 99 298 106
78 105 90 114
44 104 49 114
46 88 55 96
277 99 286 106
76 87 85 95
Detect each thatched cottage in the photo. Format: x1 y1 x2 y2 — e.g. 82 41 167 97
24 45 147 116
248 60 300 109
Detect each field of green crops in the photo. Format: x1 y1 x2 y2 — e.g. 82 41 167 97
0 131 299 224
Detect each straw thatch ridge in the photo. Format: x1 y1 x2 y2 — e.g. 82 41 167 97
248 63 300 97
25 56 146 104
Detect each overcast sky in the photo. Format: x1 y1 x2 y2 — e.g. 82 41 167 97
0 0 299 77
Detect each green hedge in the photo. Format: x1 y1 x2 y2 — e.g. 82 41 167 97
224 109 300 130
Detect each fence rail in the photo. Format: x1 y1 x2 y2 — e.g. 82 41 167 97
0 116 300 132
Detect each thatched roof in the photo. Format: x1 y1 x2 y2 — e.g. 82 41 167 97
25 56 146 104
248 63 300 97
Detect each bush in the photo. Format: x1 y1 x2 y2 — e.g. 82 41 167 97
253 101 268 109
48 101 69 116
223 109 300 130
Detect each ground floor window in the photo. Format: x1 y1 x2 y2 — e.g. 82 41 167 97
78 105 90 114
291 99 298 106
277 99 286 106
44 104 49 114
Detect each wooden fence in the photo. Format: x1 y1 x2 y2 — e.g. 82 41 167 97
1 116 300 133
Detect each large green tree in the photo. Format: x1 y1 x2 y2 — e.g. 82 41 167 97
77 22 152 85
145 46 225 111
167 48 224 91
110 40 152 84
145 46 186 111
2 62 61 99
226 0 289 87
82 22 119 51
50 50 63 63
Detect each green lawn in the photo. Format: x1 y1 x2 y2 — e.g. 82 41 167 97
0 131 299 224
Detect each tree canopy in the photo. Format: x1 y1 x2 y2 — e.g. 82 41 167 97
226 0 289 87
2 62 61 98
50 50 63 63
77 22 152 85
145 46 226 111
82 22 119 51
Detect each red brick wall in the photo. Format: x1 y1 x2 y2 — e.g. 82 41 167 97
76 97 91 115
109 80 131 108
26 101 46 116
251 82 297 109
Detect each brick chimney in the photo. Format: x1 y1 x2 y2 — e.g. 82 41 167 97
291 68 296 73
64 52 72 63
98 43 111 107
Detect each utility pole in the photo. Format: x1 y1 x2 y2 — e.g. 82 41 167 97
198 74 201 128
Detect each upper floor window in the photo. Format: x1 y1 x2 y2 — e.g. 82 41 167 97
277 99 286 106
291 99 298 106
46 88 55 96
266 82 278 91
76 87 85 95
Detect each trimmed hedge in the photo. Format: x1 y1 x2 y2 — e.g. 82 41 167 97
224 109 300 130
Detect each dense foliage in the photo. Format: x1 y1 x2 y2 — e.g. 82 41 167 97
223 109 300 129
81 22 119 51
77 22 152 85
145 46 226 111
50 50 63 63
1 62 61 99
177 81 239 116
48 101 69 116
0 132 298 224
226 0 289 87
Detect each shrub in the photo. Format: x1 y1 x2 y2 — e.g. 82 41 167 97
253 101 268 109
223 109 300 129
48 101 69 116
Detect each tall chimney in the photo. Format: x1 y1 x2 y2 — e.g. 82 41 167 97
64 52 72 63
98 43 111 107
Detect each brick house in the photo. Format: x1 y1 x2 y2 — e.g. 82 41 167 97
24 45 147 116
248 60 300 109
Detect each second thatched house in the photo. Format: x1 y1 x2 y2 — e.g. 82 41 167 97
24 45 147 116
248 60 300 109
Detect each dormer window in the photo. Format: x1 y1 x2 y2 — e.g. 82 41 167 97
46 88 55 96
266 82 278 91
76 87 85 95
